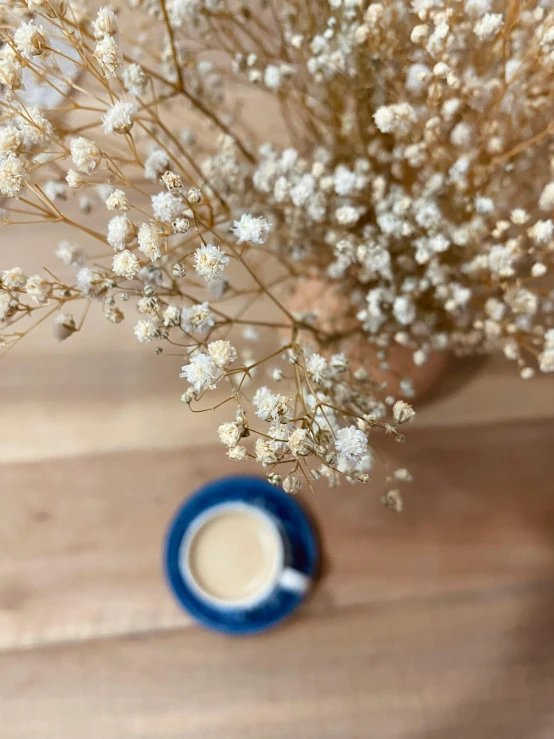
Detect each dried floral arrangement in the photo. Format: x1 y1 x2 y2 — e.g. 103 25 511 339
1 0 554 499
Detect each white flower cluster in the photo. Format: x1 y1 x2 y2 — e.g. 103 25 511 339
193 244 229 282
3 0 553 495
232 214 271 245
180 341 236 393
93 7 120 79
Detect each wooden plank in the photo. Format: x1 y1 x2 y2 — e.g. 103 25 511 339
1 587 553 739
0 420 553 650
3 335 554 462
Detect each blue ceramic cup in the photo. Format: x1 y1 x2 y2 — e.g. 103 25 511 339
164 476 319 635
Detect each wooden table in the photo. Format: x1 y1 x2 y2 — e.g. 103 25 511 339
2 221 554 737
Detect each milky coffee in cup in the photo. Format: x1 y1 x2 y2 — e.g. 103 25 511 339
186 505 282 605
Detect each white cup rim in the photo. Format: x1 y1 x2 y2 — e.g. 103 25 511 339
179 501 285 610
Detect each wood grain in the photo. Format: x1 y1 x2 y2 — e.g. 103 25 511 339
2 329 554 738
1 420 554 653
1 587 554 739
3 344 554 462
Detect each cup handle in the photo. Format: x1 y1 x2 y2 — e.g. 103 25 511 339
279 567 311 595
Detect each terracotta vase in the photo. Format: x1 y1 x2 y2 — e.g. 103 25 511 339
286 279 450 403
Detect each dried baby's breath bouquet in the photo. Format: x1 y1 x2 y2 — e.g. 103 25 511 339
1 0 554 498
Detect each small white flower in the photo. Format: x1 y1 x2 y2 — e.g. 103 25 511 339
56 241 85 266
539 349 554 373
306 353 327 382
406 63 431 94
134 319 160 343
180 353 219 393
290 173 315 207
232 213 271 244
544 329 554 350
333 165 357 196
14 21 46 58
255 391 293 422
539 183 554 211
264 64 281 89
255 438 280 465
0 47 22 90
327 354 347 374
441 98 461 121
138 297 159 317
102 101 136 135
76 268 106 298
217 422 242 447
0 153 26 197
123 63 147 97
465 0 492 17
410 24 429 44
94 34 121 78
43 180 67 202
181 387 197 404
473 13 503 41
504 287 538 316
92 7 118 37
393 400 415 424
335 426 368 462
475 197 493 214
193 243 229 282
70 137 101 174
450 121 474 148
487 243 516 278
0 292 14 321
253 386 271 407
268 422 291 446
187 187 202 204
228 445 248 461
0 125 22 155
172 218 189 234
181 302 214 333
107 215 136 251
65 170 83 189
374 103 416 136
528 219 554 244
207 340 237 369
503 340 519 361
144 148 170 181
382 489 403 512
2 267 26 290
53 313 76 342
112 249 139 280
151 191 184 223
485 298 505 321
288 428 312 456
162 304 181 327
400 378 415 398
25 274 52 304
393 295 416 326
282 475 301 494
510 209 529 225
335 205 362 225
138 222 165 261
413 349 427 366
105 189 129 211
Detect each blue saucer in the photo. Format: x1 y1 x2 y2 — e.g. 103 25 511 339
164 475 319 635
